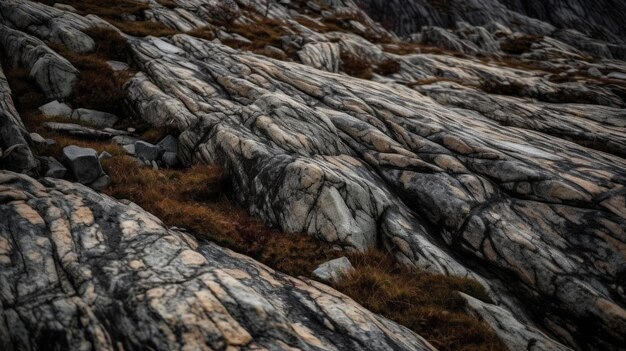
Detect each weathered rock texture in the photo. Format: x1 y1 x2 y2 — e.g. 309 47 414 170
0 171 436 351
1 0 625 350
355 0 626 57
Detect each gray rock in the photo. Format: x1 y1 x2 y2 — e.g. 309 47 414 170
157 135 178 153
106 60 130 71
122 144 136 155
461 293 572 351
89 174 110 190
587 67 603 77
62 145 103 184
135 141 163 161
53 3 77 12
39 156 67 178
98 151 112 161
161 151 179 167
38 100 72 118
113 135 140 145
70 108 119 128
29 132 46 145
313 257 354 283
44 122 114 139
607 72 626 80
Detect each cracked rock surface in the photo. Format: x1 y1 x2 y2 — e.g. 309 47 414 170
1 0 625 350
0 171 435 351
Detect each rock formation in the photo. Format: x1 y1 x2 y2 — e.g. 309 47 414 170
0 0 625 350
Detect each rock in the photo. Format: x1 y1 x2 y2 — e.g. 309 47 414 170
157 134 178 153
29 132 46 146
0 171 436 351
44 122 114 139
161 151 179 167
0 24 79 99
151 160 159 170
53 3 76 12
607 72 626 80
106 60 130 71
62 145 104 184
587 67 603 77
89 174 110 190
98 151 112 161
135 140 163 161
313 257 354 283
38 156 67 178
460 293 572 351
70 108 119 128
113 135 140 145
298 42 341 72
38 100 72 118
122 144 136 155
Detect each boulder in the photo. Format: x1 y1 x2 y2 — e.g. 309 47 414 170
89 174 110 190
162 151 179 167
62 145 103 184
38 100 72 118
313 257 354 283
70 108 119 128
157 135 178 153
135 141 163 161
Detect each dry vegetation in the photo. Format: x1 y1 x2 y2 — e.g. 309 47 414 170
340 50 373 79
500 35 543 55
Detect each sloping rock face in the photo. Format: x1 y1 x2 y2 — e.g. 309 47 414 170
0 171 435 351
1 0 625 350
355 0 626 58
355 0 626 44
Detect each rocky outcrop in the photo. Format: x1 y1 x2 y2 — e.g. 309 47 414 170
1 1 625 350
355 0 626 53
0 59 36 173
0 171 436 351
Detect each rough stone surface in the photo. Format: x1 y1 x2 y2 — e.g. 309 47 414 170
38 156 67 178
313 257 354 283
461 293 571 351
0 171 436 351
38 100 72 118
61 145 103 184
135 140 163 161
70 108 119 128
1 1 626 350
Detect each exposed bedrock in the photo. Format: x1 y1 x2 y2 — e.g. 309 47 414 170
0 0 625 350
125 34 626 350
354 0 626 54
0 171 437 350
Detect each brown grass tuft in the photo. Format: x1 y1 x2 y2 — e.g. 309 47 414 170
336 251 506 351
375 58 401 75
500 35 543 55
340 51 373 79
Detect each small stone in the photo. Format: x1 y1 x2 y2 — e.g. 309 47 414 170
45 139 56 146
53 3 77 12
89 174 110 190
99 151 113 161
38 100 72 118
135 141 163 161
162 152 179 167
62 145 103 184
151 160 159 170
127 127 136 133
107 60 130 71
113 135 139 145
587 67 602 77
313 257 354 283
123 144 135 155
30 133 47 145
71 108 119 128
